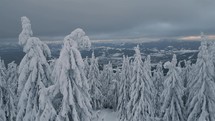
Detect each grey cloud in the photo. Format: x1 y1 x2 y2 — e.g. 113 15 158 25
0 0 215 40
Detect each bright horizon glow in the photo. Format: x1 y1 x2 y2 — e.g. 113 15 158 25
180 35 215 41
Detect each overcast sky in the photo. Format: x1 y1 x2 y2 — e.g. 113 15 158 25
1 0 215 40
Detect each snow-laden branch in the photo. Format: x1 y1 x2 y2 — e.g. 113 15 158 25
18 16 51 58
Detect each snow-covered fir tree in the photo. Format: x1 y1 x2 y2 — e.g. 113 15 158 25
143 55 156 118
114 66 121 109
0 58 7 121
36 84 57 121
181 60 192 88
144 55 152 78
160 54 185 121
84 56 90 79
187 34 215 121
6 61 18 121
88 52 103 110
49 59 57 75
49 28 92 121
6 61 18 104
99 62 114 108
118 56 131 121
107 79 118 110
127 45 155 121
153 62 164 118
207 34 215 73
0 58 16 121
16 16 52 121
114 66 121 84
209 41 215 62
129 59 135 79
180 60 193 106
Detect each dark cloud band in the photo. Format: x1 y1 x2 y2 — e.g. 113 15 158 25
0 0 215 40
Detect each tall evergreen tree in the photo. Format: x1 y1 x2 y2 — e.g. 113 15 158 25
118 56 131 121
84 56 90 79
208 35 215 73
99 62 114 108
0 58 7 121
6 61 18 121
160 54 185 121
181 60 192 88
113 66 121 110
88 52 103 110
107 79 118 110
187 34 215 121
16 16 52 121
114 66 121 84
144 55 156 118
180 60 193 106
153 62 164 118
37 85 57 121
50 28 92 121
6 61 18 104
127 45 154 121
0 58 16 121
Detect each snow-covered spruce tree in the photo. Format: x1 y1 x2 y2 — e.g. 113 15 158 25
207 33 215 74
0 58 7 121
209 41 215 61
153 62 164 118
129 59 135 79
88 52 103 110
181 60 192 88
6 61 18 121
99 62 114 108
84 56 90 79
6 61 18 104
0 58 16 121
114 66 121 84
37 84 57 121
48 59 57 75
107 79 118 110
16 16 52 121
187 35 215 121
160 54 185 121
127 45 154 121
143 55 156 118
118 56 131 121
49 28 92 121
114 66 121 108
180 60 192 106
144 55 152 78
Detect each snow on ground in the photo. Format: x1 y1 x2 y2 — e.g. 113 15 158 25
112 53 122 57
93 109 119 121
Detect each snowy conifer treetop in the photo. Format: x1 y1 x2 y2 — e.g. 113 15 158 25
16 16 53 121
187 33 215 121
164 54 177 70
48 28 93 121
64 28 91 50
161 54 185 121
19 16 33 46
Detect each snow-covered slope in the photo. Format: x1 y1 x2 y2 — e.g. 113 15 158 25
96 109 118 121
